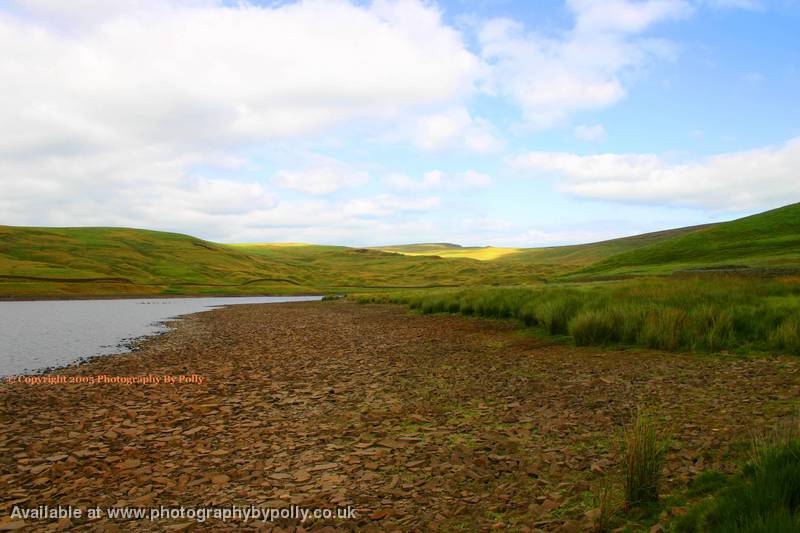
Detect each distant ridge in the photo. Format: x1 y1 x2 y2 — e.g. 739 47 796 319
2 202 799 297
370 243 464 252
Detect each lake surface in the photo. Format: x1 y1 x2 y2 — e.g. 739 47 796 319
0 296 322 376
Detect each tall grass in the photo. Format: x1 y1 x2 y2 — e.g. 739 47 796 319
769 319 800 355
623 412 666 509
589 480 621 532
351 276 800 355
675 425 800 532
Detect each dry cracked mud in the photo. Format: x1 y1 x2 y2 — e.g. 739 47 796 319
2 301 800 531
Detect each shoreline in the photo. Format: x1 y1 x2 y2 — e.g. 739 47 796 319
2 302 799 531
0 296 324 378
2 327 174 379
0 292 326 302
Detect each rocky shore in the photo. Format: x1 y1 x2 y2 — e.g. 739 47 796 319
2 301 799 531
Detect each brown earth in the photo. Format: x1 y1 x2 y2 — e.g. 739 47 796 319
1 301 800 532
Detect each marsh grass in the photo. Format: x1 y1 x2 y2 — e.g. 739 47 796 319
352 276 800 355
623 412 666 509
769 319 800 355
590 480 621 532
748 417 800 468
675 421 800 532
569 309 616 345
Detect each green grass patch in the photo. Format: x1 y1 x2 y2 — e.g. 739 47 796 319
686 470 729 498
673 438 800 532
351 275 800 356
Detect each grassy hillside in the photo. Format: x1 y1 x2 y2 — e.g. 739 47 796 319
373 224 712 275
370 243 464 253
2 203 798 297
573 203 800 278
233 244 543 288
497 224 714 273
372 243 524 261
0 227 543 298
0 226 316 297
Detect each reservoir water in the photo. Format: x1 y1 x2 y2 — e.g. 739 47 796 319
0 295 322 376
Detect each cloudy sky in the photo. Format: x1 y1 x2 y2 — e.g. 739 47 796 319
1 0 798 246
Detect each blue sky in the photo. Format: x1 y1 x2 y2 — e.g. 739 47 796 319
0 0 798 246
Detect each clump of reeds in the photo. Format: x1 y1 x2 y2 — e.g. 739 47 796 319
589 480 620 532
623 411 666 509
569 308 619 345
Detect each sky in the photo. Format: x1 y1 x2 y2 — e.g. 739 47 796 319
0 0 798 246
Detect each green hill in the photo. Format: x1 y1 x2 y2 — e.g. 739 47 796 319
0 227 543 298
372 225 712 265
494 224 714 276
0 226 314 297
371 243 464 253
232 243 544 289
572 203 800 277
2 203 798 298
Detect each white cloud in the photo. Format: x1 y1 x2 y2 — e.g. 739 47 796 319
385 171 442 191
274 156 369 195
574 124 607 142
0 0 777 247
0 142 445 243
479 0 690 128
0 0 480 155
414 108 502 153
7 1 218 27
342 194 440 217
385 169 492 191
461 170 493 188
703 0 761 9
0 0 481 241
0 145 277 229
509 137 800 210
569 0 692 33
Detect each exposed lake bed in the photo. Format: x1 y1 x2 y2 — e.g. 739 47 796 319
1 301 798 530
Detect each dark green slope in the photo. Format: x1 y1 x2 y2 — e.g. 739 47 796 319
572 203 800 277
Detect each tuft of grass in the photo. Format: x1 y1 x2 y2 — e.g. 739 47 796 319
536 296 582 335
769 319 800 355
569 308 619 346
675 439 800 532
623 411 666 509
675 421 800 532
589 480 621 532
638 308 689 351
687 470 729 498
749 417 800 467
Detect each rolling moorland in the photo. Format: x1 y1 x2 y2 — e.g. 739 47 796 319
2 202 800 531
1 202 799 299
